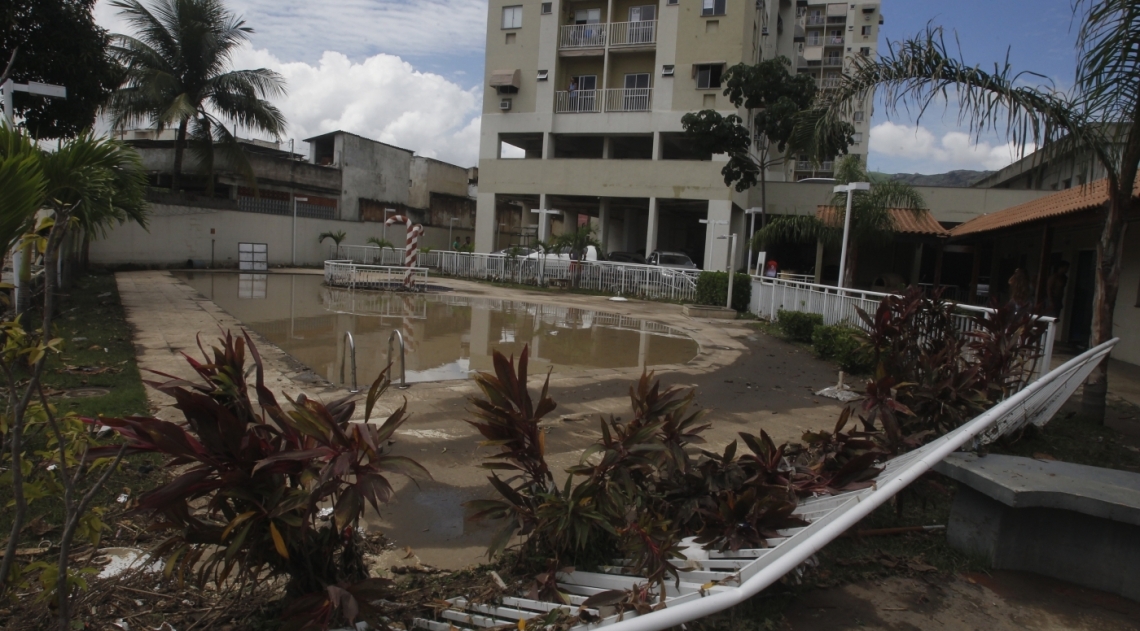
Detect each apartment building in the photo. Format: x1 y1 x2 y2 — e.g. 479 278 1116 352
475 0 880 269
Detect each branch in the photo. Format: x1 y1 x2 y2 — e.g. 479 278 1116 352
0 47 16 85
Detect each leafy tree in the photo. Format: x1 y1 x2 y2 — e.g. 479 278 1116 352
107 0 287 193
681 57 856 230
552 223 601 262
802 1 1138 421
0 0 122 138
752 156 925 287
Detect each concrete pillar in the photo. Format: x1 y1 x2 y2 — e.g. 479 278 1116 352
652 131 662 160
910 243 924 287
598 198 611 253
703 199 732 270
623 208 635 252
814 240 825 283
602 137 613 159
475 192 497 253
537 193 551 241
645 197 659 257
543 133 555 159
563 211 579 235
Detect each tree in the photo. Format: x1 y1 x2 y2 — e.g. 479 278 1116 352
551 223 602 288
804 1 1138 421
681 57 856 235
107 0 287 193
752 156 925 287
0 0 122 138
320 230 347 259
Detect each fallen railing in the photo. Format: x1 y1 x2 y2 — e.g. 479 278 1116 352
751 275 1057 381
324 260 429 290
416 338 1117 631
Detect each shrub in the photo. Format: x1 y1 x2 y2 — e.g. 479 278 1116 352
696 271 752 311
99 331 427 631
777 310 823 342
811 324 874 374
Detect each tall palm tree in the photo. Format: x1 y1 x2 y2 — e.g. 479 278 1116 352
0 126 46 253
752 156 925 287
801 1 1138 421
320 230 347 259
107 0 286 193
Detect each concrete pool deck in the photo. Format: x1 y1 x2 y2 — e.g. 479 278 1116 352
116 269 851 569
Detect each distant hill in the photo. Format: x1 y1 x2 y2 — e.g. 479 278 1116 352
872 170 994 188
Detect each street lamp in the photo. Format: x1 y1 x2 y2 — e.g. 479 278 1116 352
833 182 871 289
449 217 460 250
292 196 308 265
745 207 764 275
383 208 396 243
717 233 738 309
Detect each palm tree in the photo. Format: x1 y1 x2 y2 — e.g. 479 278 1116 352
802 1 1137 421
752 156 925 287
107 0 287 193
320 230 347 259
552 224 602 288
367 236 395 263
0 126 46 253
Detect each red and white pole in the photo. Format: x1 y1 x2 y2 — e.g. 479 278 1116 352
384 215 424 289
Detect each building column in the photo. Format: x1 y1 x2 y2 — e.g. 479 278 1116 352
475 192 497 253
598 198 610 253
814 240 825 283
602 137 613 159
623 208 635 252
703 199 732 271
645 197 659 257
563 211 579 235
536 193 551 242
652 131 662 160
543 133 555 159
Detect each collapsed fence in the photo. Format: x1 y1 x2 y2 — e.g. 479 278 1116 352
332 245 701 302
416 338 1116 631
751 275 1057 380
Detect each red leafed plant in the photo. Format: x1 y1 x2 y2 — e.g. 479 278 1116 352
96 331 429 631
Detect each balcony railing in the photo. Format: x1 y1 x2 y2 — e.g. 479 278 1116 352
609 20 657 46
826 36 845 45
795 160 835 172
555 90 601 113
823 57 843 67
560 23 607 49
827 15 847 23
805 37 823 46
805 15 826 25
821 77 843 88
604 88 652 112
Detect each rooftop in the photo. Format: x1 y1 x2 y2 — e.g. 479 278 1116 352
817 206 950 237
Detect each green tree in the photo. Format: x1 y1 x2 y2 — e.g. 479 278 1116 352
320 230 347 259
681 57 855 231
804 1 1138 420
0 0 122 138
752 156 925 287
107 0 287 193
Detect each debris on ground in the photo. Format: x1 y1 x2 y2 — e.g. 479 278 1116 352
815 371 861 402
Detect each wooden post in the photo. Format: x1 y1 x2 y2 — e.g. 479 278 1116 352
1034 225 1053 308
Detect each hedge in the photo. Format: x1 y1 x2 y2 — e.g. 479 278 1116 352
776 310 823 343
696 271 752 312
811 324 874 374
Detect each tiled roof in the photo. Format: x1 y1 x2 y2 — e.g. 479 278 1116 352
949 174 1140 237
816 206 950 237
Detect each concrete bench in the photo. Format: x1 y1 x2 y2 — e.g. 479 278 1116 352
935 453 1140 602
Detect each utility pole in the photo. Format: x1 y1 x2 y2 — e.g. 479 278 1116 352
834 182 871 289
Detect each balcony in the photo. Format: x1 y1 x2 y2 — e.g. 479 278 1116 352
823 57 843 67
820 77 843 89
560 23 607 49
554 89 653 113
805 36 823 46
609 20 657 47
603 88 652 112
555 90 601 113
796 160 834 172
805 15 826 26
826 36 845 45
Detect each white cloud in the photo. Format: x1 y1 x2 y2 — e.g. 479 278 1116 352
869 121 1034 172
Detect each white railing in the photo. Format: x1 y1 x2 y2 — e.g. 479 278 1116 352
555 90 601 113
609 19 657 46
604 88 652 112
416 339 1116 631
324 260 429 289
805 37 824 46
795 160 834 171
820 77 843 88
559 23 607 48
805 15 826 25
750 275 1057 381
823 57 843 67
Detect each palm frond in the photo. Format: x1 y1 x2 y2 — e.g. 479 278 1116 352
1074 0 1140 123
751 215 829 251
0 127 46 251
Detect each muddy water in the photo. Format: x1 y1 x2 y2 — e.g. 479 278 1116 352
176 273 699 385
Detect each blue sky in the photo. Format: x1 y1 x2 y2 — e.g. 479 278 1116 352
95 0 1085 173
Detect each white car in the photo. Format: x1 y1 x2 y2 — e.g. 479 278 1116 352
525 245 602 262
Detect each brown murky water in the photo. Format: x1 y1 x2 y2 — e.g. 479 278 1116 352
175 273 699 385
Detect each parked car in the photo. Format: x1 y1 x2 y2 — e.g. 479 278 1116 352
647 251 698 270
525 245 603 262
607 251 646 265
496 246 535 257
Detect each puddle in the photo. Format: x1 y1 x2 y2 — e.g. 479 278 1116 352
175 273 699 385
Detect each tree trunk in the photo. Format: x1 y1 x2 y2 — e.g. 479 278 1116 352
1082 101 1140 423
171 118 188 192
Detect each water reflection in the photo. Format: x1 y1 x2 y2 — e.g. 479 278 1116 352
176 273 699 385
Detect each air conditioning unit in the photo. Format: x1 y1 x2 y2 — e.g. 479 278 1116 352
762 26 769 35
500 99 512 111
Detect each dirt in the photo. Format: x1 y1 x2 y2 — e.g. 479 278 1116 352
785 571 1140 631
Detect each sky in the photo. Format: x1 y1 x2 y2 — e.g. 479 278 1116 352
93 0 1084 174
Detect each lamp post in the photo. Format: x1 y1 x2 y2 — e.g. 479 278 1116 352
449 217 460 250
718 233 738 309
383 208 396 243
292 196 308 265
745 207 764 275
530 208 562 244
833 182 871 289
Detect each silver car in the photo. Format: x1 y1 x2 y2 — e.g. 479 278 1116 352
647 251 698 270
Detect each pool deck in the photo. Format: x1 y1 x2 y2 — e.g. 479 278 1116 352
116 269 854 570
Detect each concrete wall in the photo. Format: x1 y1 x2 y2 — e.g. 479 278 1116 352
131 143 343 194
410 157 472 209
339 134 413 221
484 0 541 115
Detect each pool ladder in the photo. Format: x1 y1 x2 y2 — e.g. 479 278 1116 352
341 330 409 392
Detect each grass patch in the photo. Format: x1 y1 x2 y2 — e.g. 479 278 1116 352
987 400 1140 473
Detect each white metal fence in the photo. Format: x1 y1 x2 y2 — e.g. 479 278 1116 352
559 23 607 48
751 275 1058 380
329 246 701 301
416 338 1117 631
604 88 653 112
324 260 429 290
555 90 601 113
610 19 657 45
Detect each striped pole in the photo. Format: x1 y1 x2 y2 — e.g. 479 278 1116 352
384 215 424 289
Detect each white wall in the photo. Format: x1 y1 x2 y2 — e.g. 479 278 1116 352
89 204 473 267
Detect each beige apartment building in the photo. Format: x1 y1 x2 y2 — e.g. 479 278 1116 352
475 0 880 269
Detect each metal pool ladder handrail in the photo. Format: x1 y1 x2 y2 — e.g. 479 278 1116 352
340 332 359 393
388 329 409 389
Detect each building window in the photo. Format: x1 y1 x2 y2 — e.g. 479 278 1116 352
502 5 522 29
853 110 864 122
859 46 871 56
861 25 873 36
701 0 726 17
852 132 863 144
496 85 519 95
541 2 552 14
695 64 723 89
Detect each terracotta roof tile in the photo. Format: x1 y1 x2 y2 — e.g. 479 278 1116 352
816 206 949 237
949 174 1140 237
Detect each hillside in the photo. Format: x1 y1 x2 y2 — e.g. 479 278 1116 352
874 170 994 188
